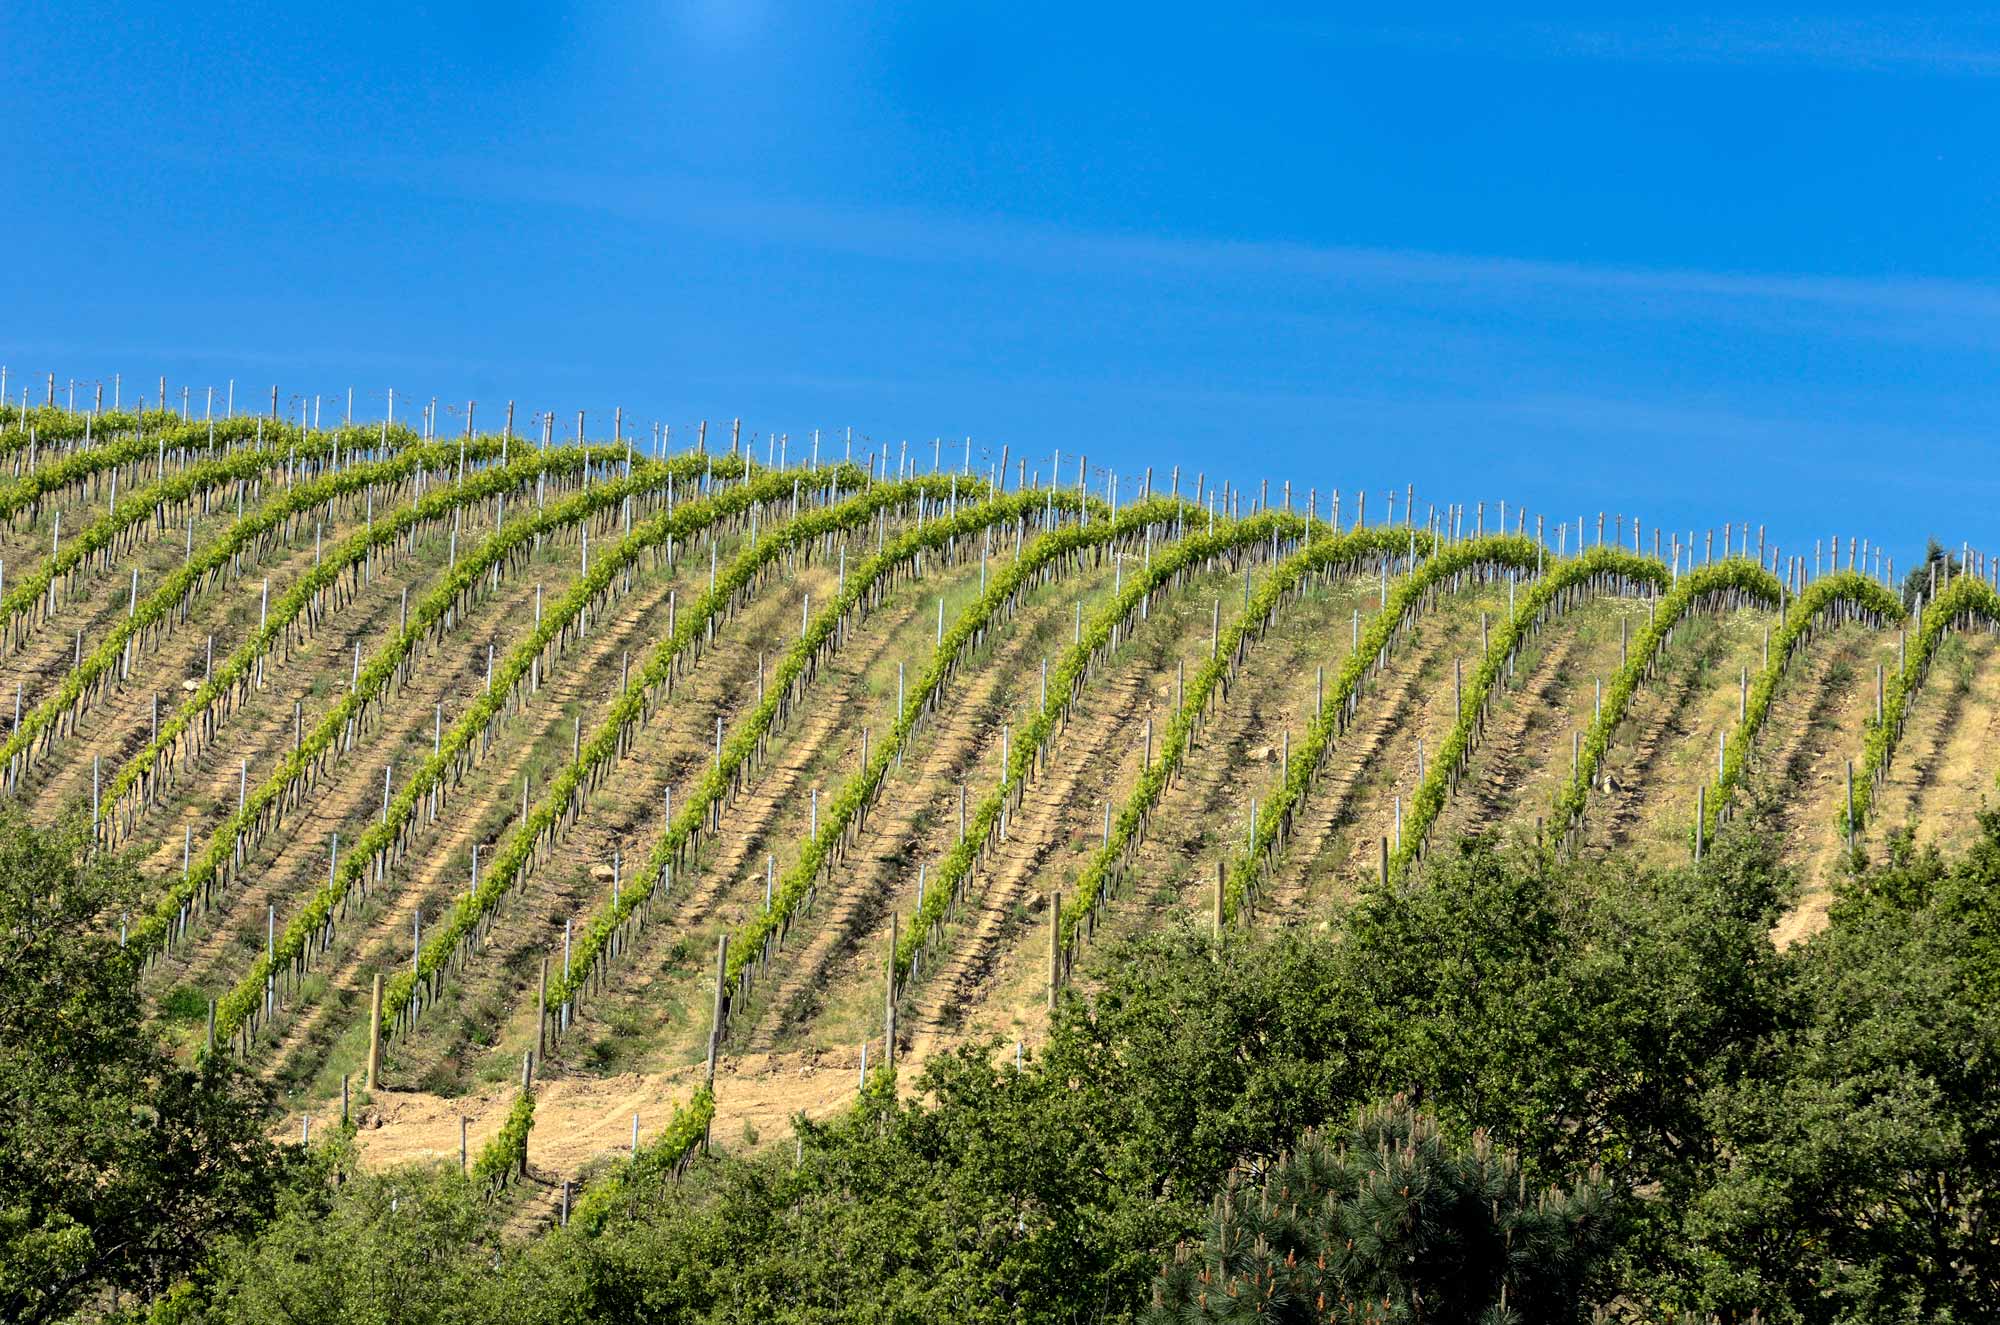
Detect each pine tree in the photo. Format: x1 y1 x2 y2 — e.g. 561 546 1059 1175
1146 1096 1618 1324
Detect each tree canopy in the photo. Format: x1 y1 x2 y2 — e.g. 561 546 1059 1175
7 808 1998 1323
0 813 287 1325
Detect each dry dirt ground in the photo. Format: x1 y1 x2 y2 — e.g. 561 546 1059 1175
305 1044 955 1201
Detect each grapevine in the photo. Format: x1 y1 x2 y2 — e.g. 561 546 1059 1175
1217 535 1540 920
1391 547 1668 878
547 484 1082 1018
1699 570 1902 845
102 447 737 845
1842 571 2000 839
209 463 874 1050
1551 558 1785 838
1062 524 1519 955
381 473 989 1039
471 1088 535 1191
717 496 1189 1012
1 434 519 788
564 1086 715 1228
4 426 430 655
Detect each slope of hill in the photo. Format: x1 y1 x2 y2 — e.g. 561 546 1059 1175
7 402 1998 1197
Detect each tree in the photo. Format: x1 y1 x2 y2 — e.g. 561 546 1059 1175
1340 831 1788 1196
1899 538 1963 608
0 812 286 1325
184 1149 521 1325
120 816 2000 1324
1145 1096 1620 1323
1680 813 2000 1322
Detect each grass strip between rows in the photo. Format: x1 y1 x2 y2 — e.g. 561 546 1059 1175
1551 558 1783 834
1056 522 1343 946
1216 535 1546 919
209 460 847 1048
892 504 1328 992
889 501 1283 985
719 496 1190 995
131 449 750 950
1701 571 1902 845
376 471 969 1036
1392 547 1667 878
3 427 426 645
1060 523 1447 952
1844 571 2000 838
0 435 519 781
549 484 1085 1013
104 444 726 823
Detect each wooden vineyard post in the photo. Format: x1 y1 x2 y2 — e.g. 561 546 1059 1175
365 971 383 1090
460 1117 468 1175
884 913 899 1072
1846 761 1855 850
1380 836 1389 887
537 957 548 1059
1695 786 1706 862
1047 889 1060 1010
521 1053 534 1176
1212 861 1224 938
706 934 727 1086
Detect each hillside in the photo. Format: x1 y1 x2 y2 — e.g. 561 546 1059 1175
7 399 1999 1231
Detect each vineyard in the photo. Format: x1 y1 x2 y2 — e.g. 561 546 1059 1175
6 393 2000 1239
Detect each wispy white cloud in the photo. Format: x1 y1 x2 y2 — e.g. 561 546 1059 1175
1308 15 2000 76
1546 16 2000 74
175 143 2000 345
630 188 2000 333
1080 381 2000 469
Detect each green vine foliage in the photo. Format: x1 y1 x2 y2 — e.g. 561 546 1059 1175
1217 535 1540 920
1845 571 2000 838
121 442 692 947
106 446 730 831
726 495 1195 992
471 1089 535 1191
1390 547 1668 880
1057 522 1429 952
551 484 1082 1010
1552 558 1784 834
0 407 233 464
0 403 183 449
0 416 402 517
386 474 979 1033
2 427 423 641
1700 570 1903 845
0 434 518 777
208 459 827 1047
899 502 1309 980
565 1087 716 1230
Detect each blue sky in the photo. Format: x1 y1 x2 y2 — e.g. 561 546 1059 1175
4 3 1996 571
